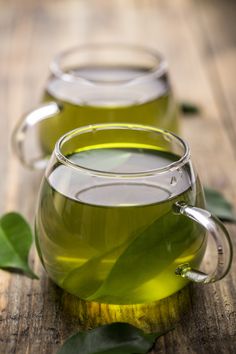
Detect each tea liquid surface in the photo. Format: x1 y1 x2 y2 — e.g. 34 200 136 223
35 147 206 304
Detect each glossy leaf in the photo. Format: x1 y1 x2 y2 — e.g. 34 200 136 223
63 242 126 299
204 187 236 223
88 207 196 303
57 322 158 354
0 212 38 278
180 102 200 115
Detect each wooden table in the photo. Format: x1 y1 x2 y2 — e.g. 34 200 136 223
0 0 236 353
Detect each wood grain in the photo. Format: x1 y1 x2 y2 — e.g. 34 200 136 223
0 0 235 353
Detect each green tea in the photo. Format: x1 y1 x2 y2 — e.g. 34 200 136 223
35 145 206 304
39 66 178 154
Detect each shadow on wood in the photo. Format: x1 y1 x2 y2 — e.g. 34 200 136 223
60 285 193 333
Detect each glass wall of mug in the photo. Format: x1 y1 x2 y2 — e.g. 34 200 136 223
35 124 232 305
13 44 179 169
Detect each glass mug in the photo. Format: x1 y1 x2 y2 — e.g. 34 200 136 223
13 44 178 169
35 123 232 305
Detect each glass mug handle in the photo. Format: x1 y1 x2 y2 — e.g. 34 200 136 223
12 102 61 169
174 201 233 283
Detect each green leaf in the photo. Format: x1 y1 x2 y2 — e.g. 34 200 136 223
57 322 158 354
0 212 38 278
62 242 126 299
204 187 236 223
87 206 197 303
180 102 200 115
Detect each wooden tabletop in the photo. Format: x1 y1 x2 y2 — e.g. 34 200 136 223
1 0 236 353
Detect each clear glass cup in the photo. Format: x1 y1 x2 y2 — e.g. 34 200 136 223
12 43 179 169
35 123 232 305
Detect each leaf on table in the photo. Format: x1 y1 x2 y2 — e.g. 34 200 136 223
180 101 201 115
0 212 38 278
57 322 160 354
204 187 236 223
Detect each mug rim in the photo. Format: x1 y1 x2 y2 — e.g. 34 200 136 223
55 123 190 177
49 43 168 85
